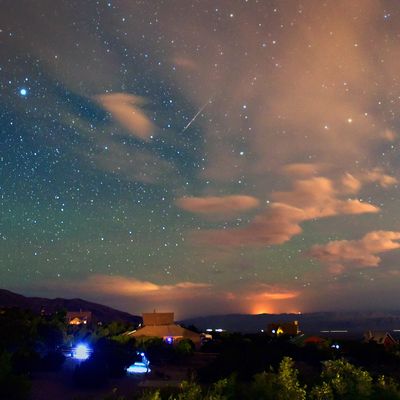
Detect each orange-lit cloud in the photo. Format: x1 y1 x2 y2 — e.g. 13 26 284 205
245 284 301 315
260 292 299 300
363 168 398 188
340 169 397 194
381 129 396 142
94 93 156 140
309 231 400 273
271 177 378 218
176 195 259 216
282 163 324 177
341 173 362 194
162 0 389 183
80 274 211 297
172 57 197 70
193 177 379 247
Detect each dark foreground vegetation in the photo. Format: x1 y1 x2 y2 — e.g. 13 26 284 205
2 307 400 399
133 357 400 400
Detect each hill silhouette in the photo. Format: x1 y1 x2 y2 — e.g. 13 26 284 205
0 288 141 325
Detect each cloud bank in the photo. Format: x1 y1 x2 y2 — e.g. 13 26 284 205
193 176 379 247
309 231 400 274
176 195 259 217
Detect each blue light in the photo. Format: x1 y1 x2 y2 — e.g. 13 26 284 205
127 362 150 374
165 336 173 345
19 88 28 96
126 351 150 374
72 344 91 360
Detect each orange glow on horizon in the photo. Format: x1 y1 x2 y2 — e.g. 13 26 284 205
251 304 303 315
251 305 275 315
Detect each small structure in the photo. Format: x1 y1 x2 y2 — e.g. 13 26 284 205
292 334 326 347
66 311 92 326
364 331 397 347
267 320 300 336
125 311 202 347
127 352 151 374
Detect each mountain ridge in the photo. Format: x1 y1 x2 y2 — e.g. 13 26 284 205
181 310 400 333
0 288 141 325
3 288 400 333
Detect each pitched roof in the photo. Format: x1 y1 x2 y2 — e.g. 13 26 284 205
364 330 397 345
66 311 92 320
128 324 201 342
143 312 174 326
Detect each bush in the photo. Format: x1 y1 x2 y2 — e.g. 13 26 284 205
73 357 109 388
176 339 195 357
94 337 138 378
40 351 65 371
313 359 373 400
0 352 31 400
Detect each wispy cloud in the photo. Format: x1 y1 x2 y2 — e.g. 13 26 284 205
93 140 177 184
193 176 379 247
243 284 301 314
308 231 400 274
81 274 211 297
281 163 325 178
363 168 398 188
94 93 156 140
176 195 259 217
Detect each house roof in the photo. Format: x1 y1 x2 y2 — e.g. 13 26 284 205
364 330 397 345
128 324 201 342
66 311 92 320
303 336 326 344
143 312 174 326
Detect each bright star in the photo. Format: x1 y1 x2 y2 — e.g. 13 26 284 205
19 88 28 96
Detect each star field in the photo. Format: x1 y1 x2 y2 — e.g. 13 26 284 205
1 0 400 317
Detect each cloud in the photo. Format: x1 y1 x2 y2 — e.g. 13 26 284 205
176 195 259 216
256 291 300 301
271 177 378 218
193 177 379 247
172 57 197 70
80 274 211 297
381 129 396 142
281 163 324 177
340 169 397 194
341 173 362 194
93 140 178 184
244 284 301 314
94 93 156 140
308 230 400 273
161 0 391 182
23 275 217 318
363 168 398 188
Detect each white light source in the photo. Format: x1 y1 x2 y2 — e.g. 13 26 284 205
73 344 91 360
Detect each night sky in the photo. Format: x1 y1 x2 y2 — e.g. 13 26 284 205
2 0 400 318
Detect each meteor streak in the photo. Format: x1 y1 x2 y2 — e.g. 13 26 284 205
181 99 212 133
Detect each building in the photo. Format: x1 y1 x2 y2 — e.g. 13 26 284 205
267 320 300 336
66 311 92 326
125 312 202 347
364 331 397 347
